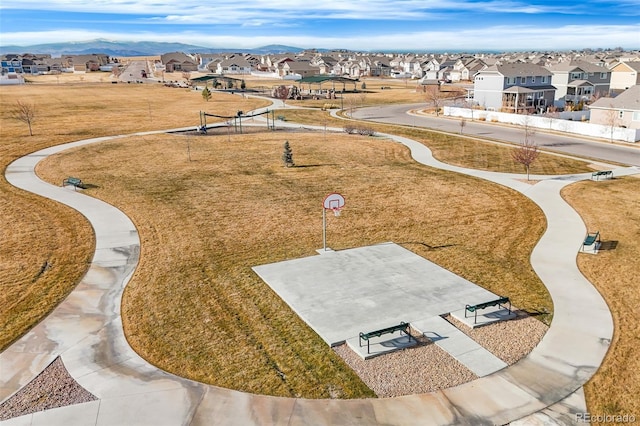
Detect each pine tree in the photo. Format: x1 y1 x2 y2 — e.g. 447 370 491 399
282 141 295 167
201 86 212 102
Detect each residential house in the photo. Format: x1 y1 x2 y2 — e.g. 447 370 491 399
1 55 24 74
546 60 611 107
280 60 319 78
609 61 640 94
216 55 253 75
160 52 199 73
589 85 640 129
64 54 110 72
473 63 556 113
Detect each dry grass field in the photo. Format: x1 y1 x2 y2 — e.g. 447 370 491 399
0 81 269 349
562 177 640 421
36 130 549 398
1 73 636 409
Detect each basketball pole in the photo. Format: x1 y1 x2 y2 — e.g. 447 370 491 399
322 207 327 251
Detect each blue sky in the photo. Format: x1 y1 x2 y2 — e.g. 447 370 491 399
1 0 638 51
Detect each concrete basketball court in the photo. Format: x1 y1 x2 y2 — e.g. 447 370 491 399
252 242 501 349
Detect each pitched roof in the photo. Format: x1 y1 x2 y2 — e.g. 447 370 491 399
589 85 640 110
484 63 552 77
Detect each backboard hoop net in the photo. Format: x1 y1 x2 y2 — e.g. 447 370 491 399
323 193 345 211
332 207 342 217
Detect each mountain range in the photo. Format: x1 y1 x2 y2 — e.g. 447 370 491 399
0 39 307 57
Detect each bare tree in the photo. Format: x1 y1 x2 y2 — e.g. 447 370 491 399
11 100 36 136
512 120 539 180
424 84 444 116
459 118 467 134
605 103 620 143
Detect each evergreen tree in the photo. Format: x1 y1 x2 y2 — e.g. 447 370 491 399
201 86 212 102
282 141 295 167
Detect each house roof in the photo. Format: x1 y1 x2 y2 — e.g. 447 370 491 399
611 61 640 72
484 63 553 77
567 80 594 87
546 60 608 73
503 86 535 93
589 85 640 111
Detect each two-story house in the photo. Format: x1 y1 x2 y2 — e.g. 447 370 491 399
589 85 640 130
546 60 611 107
609 61 640 94
473 63 556 113
215 55 253 75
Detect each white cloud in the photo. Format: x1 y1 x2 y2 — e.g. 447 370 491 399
0 0 601 22
3 24 638 51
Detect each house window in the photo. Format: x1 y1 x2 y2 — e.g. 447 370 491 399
519 77 526 84
618 110 624 119
600 72 607 79
541 76 547 83
633 111 640 121
506 77 515 85
530 76 536 83
570 72 582 80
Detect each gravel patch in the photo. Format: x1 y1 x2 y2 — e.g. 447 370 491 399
333 330 478 398
333 311 548 398
445 310 549 365
0 356 97 421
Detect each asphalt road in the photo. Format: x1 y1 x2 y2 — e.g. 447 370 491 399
351 103 640 167
118 60 152 84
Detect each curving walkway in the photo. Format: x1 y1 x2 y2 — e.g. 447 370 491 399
2 116 638 425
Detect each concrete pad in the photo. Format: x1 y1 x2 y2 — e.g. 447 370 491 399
346 332 417 359
450 305 517 329
252 242 498 347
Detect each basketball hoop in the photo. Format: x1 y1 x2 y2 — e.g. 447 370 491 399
322 193 345 251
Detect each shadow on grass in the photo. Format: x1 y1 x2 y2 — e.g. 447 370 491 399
293 164 338 168
400 241 456 250
599 240 618 251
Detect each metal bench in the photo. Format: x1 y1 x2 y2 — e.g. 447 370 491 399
465 297 511 324
591 170 612 181
62 177 84 190
359 322 413 354
581 231 600 252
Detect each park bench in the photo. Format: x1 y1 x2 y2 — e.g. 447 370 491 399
277 115 286 121
465 297 511 324
581 231 600 252
359 322 413 354
591 170 613 181
62 177 84 190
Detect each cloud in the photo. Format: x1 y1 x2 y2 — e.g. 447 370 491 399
0 0 623 22
2 24 638 51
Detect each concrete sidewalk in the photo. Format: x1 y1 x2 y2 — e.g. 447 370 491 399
2 118 636 425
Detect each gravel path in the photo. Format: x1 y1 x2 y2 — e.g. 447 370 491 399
0 356 97 421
